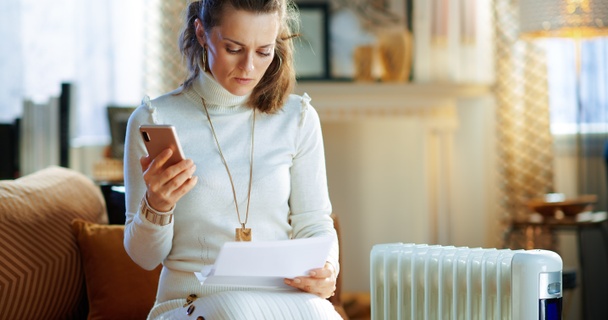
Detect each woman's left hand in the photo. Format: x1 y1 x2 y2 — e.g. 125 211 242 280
284 262 336 299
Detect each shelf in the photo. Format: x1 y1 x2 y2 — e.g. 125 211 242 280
295 81 491 97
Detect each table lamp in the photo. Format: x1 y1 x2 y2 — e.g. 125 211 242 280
520 0 608 39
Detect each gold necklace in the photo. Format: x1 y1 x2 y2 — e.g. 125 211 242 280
201 97 255 241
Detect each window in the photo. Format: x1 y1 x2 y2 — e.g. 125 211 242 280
0 0 145 143
544 37 608 135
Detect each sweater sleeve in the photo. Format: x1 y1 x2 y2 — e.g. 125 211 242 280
123 96 174 270
288 94 340 274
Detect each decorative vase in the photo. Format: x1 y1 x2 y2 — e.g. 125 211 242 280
377 29 413 82
353 45 376 82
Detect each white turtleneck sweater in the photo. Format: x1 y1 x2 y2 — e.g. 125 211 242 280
123 71 340 319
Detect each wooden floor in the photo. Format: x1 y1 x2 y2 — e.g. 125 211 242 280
342 292 371 320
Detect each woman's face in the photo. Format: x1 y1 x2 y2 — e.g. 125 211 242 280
195 8 280 96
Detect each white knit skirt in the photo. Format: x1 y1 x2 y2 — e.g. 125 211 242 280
149 290 343 320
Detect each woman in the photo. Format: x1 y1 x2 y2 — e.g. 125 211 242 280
123 0 341 319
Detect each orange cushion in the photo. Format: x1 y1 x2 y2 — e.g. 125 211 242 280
71 219 162 320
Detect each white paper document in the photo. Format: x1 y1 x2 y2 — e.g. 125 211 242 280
195 235 333 290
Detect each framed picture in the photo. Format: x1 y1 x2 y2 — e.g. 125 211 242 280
107 106 136 159
294 3 331 80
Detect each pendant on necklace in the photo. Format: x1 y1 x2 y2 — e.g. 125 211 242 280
235 227 252 241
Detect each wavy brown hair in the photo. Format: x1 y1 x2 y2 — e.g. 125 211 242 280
178 0 299 113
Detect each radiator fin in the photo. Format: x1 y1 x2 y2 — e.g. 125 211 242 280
370 243 557 320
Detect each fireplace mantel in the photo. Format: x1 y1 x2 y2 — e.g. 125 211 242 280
294 82 491 126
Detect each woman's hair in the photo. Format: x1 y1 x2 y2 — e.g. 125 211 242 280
179 0 300 113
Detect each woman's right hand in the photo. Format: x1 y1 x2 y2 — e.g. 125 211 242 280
140 148 198 212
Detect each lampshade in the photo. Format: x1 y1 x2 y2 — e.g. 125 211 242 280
520 0 608 38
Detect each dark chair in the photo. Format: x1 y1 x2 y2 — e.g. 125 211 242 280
329 213 348 319
578 219 608 320
605 140 608 208
99 183 126 225
580 140 608 319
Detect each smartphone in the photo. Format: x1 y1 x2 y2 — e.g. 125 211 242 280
139 124 186 168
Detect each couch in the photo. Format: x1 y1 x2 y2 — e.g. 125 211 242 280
0 166 346 319
0 166 162 320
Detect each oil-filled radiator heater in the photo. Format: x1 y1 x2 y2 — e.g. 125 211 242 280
370 244 563 320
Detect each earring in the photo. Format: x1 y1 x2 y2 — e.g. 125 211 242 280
202 47 207 72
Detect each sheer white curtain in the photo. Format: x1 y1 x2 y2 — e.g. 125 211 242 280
0 0 145 144
0 0 24 123
412 0 495 84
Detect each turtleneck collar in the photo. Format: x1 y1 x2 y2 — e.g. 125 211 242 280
190 71 250 112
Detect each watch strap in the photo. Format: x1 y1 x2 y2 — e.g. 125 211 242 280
141 197 174 226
